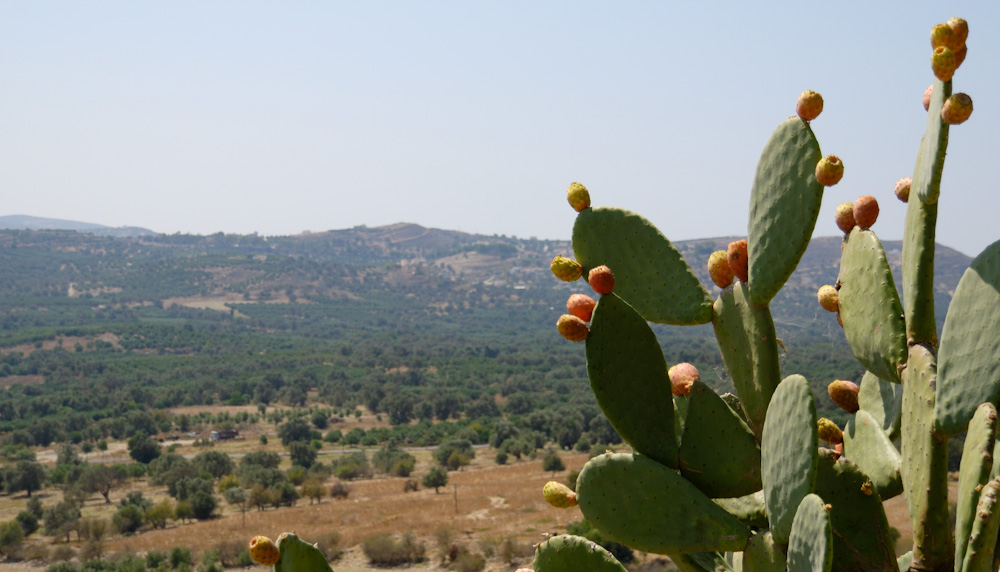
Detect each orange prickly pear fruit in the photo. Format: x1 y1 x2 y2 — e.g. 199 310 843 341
941 93 973 125
948 17 969 46
727 240 749 284
556 315 588 342
707 250 734 288
796 90 824 121
566 294 596 322
249 536 281 565
894 177 912 203
668 362 700 397
588 265 615 295
853 196 879 230
543 481 578 508
834 202 856 234
828 380 861 414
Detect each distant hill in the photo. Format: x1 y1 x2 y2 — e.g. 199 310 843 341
0 214 156 237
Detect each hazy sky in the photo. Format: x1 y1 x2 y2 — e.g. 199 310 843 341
2 2 998 257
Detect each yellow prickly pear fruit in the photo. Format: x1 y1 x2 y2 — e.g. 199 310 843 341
815 155 844 187
707 250 734 289
550 256 583 282
249 536 281 565
834 202 856 234
853 196 879 230
894 177 912 203
543 481 578 508
566 294 596 322
567 182 591 212
588 265 615 295
817 418 844 445
727 240 749 284
668 362 700 397
796 90 824 121
941 93 973 125
948 17 969 46
931 46 956 82
828 380 860 414
930 23 959 51
817 285 839 313
556 314 589 342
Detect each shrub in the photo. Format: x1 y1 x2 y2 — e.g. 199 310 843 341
50 544 75 562
317 531 343 562
422 466 448 493
542 452 565 474
170 546 193 569
112 504 144 535
215 539 248 568
495 451 508 465
330 480 352 500
403 478 419 492
499 537 535 564
455 551 486 572
146 550 168 569
0 520 24 555
361 532 426 566
190 490 217 520
15 511 37 536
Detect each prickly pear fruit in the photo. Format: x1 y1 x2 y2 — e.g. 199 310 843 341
815 155 844 187
566 294 597 322
828 380 860 414
930 23 959 51
543 481 578 508
567 182 591 212
557 314 589 342
834 202 856 234
941 93 973 125
588 265 615 295
931 46 957 82
249 536 281 565
923 85 933 111
817 417 844 445
817 285 839 313
853 196 879 229
954 44 968 68
796 90 824 121
727 240 749 284
551 256 583 282
668 362 700 397
707 250 734 289
894 177 912 203
948 17 969 46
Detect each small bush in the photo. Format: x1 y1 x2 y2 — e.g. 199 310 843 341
330 481 351 500
495 451 508 465
455 551 486 572
317 531 343 562
146 550 168 569
79 540 103 562
499 537 536 564
403 479 419 492
15 511 38 536
215 539 247 568
170 546 193 569
50 545 76 563
361 532 426 566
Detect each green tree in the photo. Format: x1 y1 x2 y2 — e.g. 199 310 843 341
433 438 474 467
127 432 162 464
422 466 448 493
145 500 172 530
4 461 47 498
278 417 313 445
113 504 144 534
288 441 317 469
79 464 125 504
0 521 23 556
223 486 249 527
43 501 81 542
542 453 566 475
190 490 217 520
301 480 327 505
192 450 234 481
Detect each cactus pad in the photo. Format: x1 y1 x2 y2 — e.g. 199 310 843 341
960 478 1000 572
837 228 907 383
955 403 998 567
787 494 833 572
761 375 818 543
713 490 768 529
586 293 677 468
533 534 628 572
679 381 762 498
572 207 713 325
742 531 786 571
274 533 334 572
842 410 903 500
576 453 749 554
857 371 903 441
747 117 824 304
934 240 1000 435
912 78 952 205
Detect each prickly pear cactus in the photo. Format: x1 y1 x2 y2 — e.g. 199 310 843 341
249 533 334 572
540 17 994 572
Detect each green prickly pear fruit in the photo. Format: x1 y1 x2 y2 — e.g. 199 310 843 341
828 380 860 414
543 481 578 508
796 90 824 121
815 155 844 187
948 17 969 46
931 46 957 82
566 294 597 322
894 177 912 203
930 23 959 51
588 265 615 295
707 250 734 288
551 256 583 282
557 314 589 342
817 285 839 313
941 93 973 124
923 84 933 111
567 182 591 212
817 417 844 445
835 202 856 234
249 536 281 565
727 240 749 284
853 195 879 229
668 362 700 397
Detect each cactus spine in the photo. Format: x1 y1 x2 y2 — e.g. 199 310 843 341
538 17 995 572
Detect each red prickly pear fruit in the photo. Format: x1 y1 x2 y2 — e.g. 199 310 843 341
815 155 844 187
834 202 856 234
668 362 700 397
542 481 578 508
853 195 879 229
796 90 824 122
942 93 973 125
828 380 860 413
948 17 969 46
817 285 839 313
566 182 591 212
566 294 596 322
550 256 582 282
249 536 281 565
923 85 933 112
930 23 959 51
707 250 734 289
817 417 844 445
556 314 588 342
832 442 843 459
727 240 749 284
588 265 615 295
894 177 912 203
931 46 956 82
